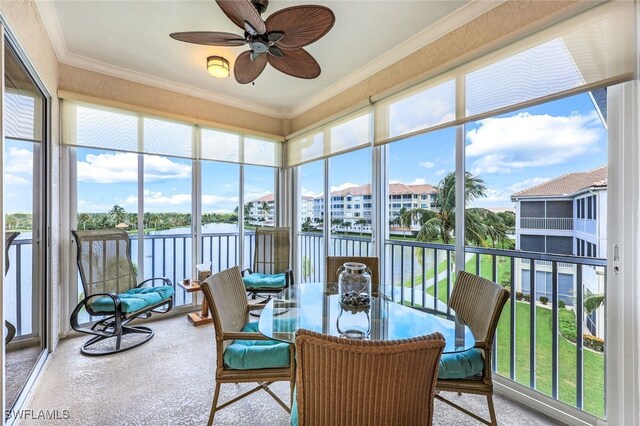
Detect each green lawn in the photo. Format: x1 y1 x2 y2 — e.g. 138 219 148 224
397 252 605 419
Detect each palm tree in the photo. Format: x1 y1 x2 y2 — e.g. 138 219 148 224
410 172 508 247
332 218 345 234
108 205 127 228
398 207 413 239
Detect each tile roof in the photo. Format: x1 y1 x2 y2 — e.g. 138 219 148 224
251 193 275 202
511 166 607 198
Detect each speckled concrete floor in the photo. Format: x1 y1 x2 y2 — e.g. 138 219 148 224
20 315 560 425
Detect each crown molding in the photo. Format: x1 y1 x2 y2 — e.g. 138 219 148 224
60 52 288 118
286 0 505 118
35 0 502 120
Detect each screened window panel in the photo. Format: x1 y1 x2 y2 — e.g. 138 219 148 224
375 79 455 143
286 132 324 167
465 2 633 118
143 117 193 158
329 112 371 155
245 137 282 167
201 128 240 163
5 91 40 142
72 104 139 152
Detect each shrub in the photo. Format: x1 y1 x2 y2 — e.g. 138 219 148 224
584 334 605 352
539 296 549 305
558 309 577 343
515 292 524 301
523 293 531 302
558 300 566 309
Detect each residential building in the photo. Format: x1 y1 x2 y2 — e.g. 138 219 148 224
511 166 607 335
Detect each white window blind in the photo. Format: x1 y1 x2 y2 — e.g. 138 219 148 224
61 99 282 167
286 108 371 167
371 0 634 146
5 90 42 142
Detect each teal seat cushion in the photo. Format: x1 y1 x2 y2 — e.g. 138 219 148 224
438 348 485 379
243 272 287 289
223 322 290 370
90 285 174 314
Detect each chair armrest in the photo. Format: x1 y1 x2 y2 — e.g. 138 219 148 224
248 304 265 312
285 269 294 286
242 268 253 276
474 340 489 349
222 331 271 341
70 292 123 337
138 277 172 288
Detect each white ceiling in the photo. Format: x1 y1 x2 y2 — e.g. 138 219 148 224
37 0 500 118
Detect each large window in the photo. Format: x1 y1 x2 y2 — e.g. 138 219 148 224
243 165 277 268
384 128 455 305
3 40 47 411
297 160 324 282
329 148 372 257
461 93 608 417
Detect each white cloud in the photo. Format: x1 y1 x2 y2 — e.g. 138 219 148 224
330 182 362 192
5 147 32 174
469 188 513 208
419 161 435 169
466 112 603 175
509 177 551 193
123 190 191 206
301 187 323 198
434 169 447 177
77 152 190 184
5 174 29 186
78 199 111 212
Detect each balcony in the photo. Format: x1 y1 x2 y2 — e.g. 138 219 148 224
520 217 574 230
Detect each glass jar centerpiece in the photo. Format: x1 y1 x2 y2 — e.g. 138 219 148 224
338 262 372 308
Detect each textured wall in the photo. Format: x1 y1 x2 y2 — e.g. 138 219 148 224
289 0 581 134
0 0 61 349
59 65 285 136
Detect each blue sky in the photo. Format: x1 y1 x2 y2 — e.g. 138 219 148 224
4 92 606 216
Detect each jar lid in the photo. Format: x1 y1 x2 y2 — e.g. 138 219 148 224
342 262 367 274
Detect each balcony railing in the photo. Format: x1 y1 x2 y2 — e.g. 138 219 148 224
5 238 32 338
299 232 607 419
520 217 574 230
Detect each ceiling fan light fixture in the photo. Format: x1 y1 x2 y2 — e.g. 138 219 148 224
207 56 230 78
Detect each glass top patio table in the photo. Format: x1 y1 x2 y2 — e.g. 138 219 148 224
258 282 475 354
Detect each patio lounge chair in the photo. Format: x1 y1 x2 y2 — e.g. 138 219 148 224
70 229 174 356
293 328 445 425
242 227 293 300
435 271 510 425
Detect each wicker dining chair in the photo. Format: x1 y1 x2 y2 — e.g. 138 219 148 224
201 266 295 426
325 256 380 295
435 271 510 425
4 232 19 345
242 227 293 300
293 328 445 426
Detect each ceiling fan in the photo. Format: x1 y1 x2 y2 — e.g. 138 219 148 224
170 0 335 84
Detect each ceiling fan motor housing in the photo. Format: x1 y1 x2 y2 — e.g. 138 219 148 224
252 0 269 14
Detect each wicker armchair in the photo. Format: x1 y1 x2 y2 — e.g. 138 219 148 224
325 256 380 295
294 329 445 426
242 227 293 300
70 229 174 355
435 271 510 425
201 266 295 426
4 232 19 344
